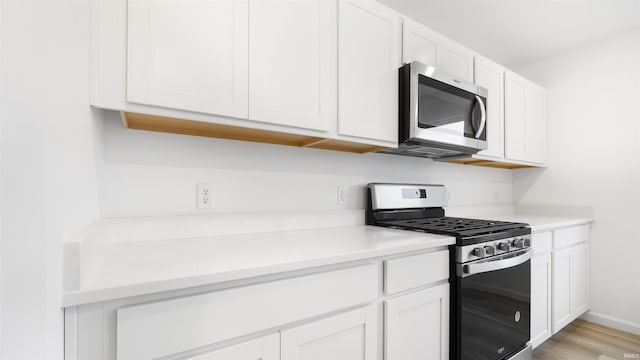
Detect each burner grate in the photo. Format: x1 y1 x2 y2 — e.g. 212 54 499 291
378 217 527 238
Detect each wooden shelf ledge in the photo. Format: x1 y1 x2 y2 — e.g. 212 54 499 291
443 157 537 169
121 112 388 154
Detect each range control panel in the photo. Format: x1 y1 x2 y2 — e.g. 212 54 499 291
457 234 532 263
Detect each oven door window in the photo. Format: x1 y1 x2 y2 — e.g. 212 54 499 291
418 75 485 140
458 260 530 360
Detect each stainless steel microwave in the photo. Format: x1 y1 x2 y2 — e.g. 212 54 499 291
380 61 488 159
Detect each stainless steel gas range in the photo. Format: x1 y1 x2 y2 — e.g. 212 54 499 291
366 183 533 360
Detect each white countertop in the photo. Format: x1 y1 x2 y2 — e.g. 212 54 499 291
62 209 593 307
62 225 453 307
482 213 593 232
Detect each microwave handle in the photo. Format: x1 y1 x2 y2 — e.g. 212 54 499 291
474 95 486 139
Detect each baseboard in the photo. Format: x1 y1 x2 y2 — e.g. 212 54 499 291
581 311 640 335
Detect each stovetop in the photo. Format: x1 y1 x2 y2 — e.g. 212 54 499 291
366 183 530 246
376 216 528 238
373 216 530 246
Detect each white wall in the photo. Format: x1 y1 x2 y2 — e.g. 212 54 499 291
0 0 3 355
100 110 513 217
0 0 102 358
514 29 640 332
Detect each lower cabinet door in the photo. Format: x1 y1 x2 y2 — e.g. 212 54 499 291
185 333 279 360
281 305 378 360
384 283 449 360
530 253 552 348
571 243 589 316
552 246 572 332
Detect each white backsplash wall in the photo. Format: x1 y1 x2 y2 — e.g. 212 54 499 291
514 29 640 333
100 111 513 217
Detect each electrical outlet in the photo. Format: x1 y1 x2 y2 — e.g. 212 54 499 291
337 186 348 205
196 183 214 209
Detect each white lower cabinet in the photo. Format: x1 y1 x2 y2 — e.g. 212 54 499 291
571 243 589 316
552 242 589 333
186 334 280 360
385 283 449 360
66 248 453 360
552 246 572 331
115 264 377 360
550 225 590 334
530 252 552 348
281 305 377 360
530 224 590 349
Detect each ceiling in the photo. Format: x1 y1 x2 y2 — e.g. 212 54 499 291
379 0 640 68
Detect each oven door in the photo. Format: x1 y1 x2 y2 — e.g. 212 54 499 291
455 248 532 360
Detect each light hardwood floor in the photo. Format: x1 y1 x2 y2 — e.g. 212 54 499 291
533 319 640 360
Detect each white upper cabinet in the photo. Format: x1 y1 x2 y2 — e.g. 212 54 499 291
402 17 443 67
281 305 378 360
442 39 474 81
248 0 336 131
338 0 399 144
474 55 505 160
95 0 548 159
504 72 527 161
526 83 547 164
127 0 249 118
505 71 546 164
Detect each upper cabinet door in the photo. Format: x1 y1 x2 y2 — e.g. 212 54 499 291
474 55 505 159
505 71 546 164
504 71 527 162
338 0 399 143
249 0 336 132
402 18 443 68
127 0 249 118
442 39 474 81
526 83 546 164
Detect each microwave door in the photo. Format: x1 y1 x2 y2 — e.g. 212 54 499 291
413 75 480 149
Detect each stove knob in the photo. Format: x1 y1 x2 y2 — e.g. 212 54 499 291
484 244 496 256
513 238 524 249
523 237 531 247
473 247 486 258
498 242 511 252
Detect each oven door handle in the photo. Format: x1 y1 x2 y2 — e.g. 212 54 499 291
458 248 532 278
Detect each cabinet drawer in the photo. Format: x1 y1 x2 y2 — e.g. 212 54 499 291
117 263 378 360
553 225 589 249
384 250 449 295
531 231 552 256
